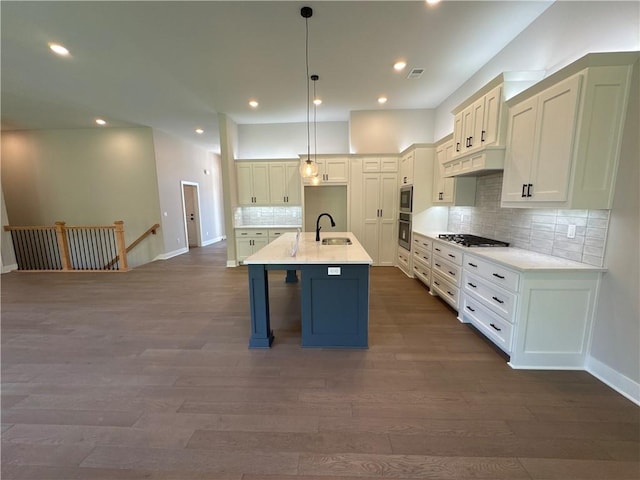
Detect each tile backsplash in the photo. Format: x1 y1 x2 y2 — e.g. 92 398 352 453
448 173 609 267
234 206 302 227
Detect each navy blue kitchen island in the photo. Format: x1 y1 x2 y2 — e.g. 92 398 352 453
244 232 373 349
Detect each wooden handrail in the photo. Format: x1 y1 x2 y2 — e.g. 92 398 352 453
103 223 160 269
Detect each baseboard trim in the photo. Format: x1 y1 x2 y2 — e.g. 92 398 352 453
155 247 188 261
587 356 640 406
226 260 238 267
202 236 225 247
2 263 18 274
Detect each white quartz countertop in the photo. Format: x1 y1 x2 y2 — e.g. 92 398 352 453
413 230 605 272
244 232 373 265
235 225 302 229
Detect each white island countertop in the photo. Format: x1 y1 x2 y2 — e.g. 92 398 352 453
244 232 373 265
414 230 605 272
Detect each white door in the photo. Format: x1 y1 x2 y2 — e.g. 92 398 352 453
182 183 200 248
362 174 381 262
378 173 398 266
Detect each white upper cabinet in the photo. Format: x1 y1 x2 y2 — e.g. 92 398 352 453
363 157 398 173
502 56 634 208
433 139 477 206
237 162 270 205
303 156 349 184
399 151 415 185
269 162 301 205
452 84 504 158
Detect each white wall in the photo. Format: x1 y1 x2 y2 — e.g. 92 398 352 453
434 1 640 139
1 127 164 267
237 122 349 159
152 129 225 257
588 58 639 400
350 109 434 154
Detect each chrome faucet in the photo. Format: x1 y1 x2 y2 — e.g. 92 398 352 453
315 213 336 242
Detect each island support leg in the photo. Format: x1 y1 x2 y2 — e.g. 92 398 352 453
248 264 274 348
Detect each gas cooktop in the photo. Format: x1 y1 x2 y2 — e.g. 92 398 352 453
438 234 509 248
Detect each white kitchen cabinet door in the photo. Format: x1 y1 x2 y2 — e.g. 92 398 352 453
502 74 582 204
285 162 301 205
399 151 414 185
452 112 464 157
378 173 398 266
482 84 503 147
433 140 476 206
528 74 582 202
324 157 349 183
268 163 287 204
469 97 485 152
362 174 381 263
502 96 538 203
237 162 270 205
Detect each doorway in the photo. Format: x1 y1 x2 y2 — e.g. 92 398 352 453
181 181 201 249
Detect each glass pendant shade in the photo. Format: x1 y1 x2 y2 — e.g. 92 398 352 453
299 159 319 178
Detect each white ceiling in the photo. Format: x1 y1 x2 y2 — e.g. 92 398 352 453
1 1 554 152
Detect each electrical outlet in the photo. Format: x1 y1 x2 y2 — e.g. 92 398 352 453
567 224 576 239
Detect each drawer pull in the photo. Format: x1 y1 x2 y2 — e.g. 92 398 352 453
492 273 505 279
448 271 456 276
492 296 504 304
468 262 478 268
434 281 440 286
489 323 502 332
447 291 454 297
467 282 477 288
435 263 441 267
435 248 441 252
448 254 456 259
466 305 475 312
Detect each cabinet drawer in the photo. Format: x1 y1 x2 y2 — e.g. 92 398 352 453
412 263 430 287
463 271 517 322
268 228 298 240
413 246 431 268
464 254 520 291
236 228 268 238
432 242 463 266
461 294 513 354
431 272 459 309
412 234 432 251
432 256 461 286
397 249 410 273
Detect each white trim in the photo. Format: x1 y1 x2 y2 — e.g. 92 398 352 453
226 260 238 267
154 247 188 261
181 181 203 248
587 355 640 406
202 236 225 247
2 263 18 274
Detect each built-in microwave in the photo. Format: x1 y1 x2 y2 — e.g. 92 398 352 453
399 185 413 213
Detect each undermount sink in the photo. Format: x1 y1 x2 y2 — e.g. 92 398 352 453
321 237 352 245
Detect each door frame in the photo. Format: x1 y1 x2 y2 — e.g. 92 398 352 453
181 181 202 248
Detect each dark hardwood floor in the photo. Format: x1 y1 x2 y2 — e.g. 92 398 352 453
2 241 639 479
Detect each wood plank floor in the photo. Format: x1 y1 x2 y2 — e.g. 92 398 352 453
2 241 639 479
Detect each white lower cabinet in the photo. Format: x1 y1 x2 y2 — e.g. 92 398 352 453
461 252 601 369
235 229 269 264
429 239 463 310
412 234 432 287
397 246 412 277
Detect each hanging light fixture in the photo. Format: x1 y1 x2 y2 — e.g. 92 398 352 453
299 6 319 179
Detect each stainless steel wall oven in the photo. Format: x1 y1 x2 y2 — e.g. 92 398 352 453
398 213 411 250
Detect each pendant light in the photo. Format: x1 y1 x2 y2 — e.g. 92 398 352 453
299 6 319 179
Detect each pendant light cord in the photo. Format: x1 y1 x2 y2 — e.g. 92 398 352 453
305 15 311 164
313 78 317 163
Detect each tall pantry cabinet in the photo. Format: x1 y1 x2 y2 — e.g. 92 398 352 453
350 157 398 266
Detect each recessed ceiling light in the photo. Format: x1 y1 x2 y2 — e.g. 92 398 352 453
49 43 70 56
249 100 259 108
313 98 322 106
195 128 204 134
393 61 407 71
378 96 388 104
426 0 441 5
95 118 106 126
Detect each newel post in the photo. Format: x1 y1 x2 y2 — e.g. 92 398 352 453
55 221 72 271
114 220 129 271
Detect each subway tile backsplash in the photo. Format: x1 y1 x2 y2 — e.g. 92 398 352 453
234 206 302 227
448 173 609 267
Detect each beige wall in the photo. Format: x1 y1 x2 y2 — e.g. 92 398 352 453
1 127 164 267
1 187 17 271
152 129 225 256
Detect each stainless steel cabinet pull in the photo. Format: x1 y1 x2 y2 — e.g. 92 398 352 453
490 323 502 332
492 296 504 304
